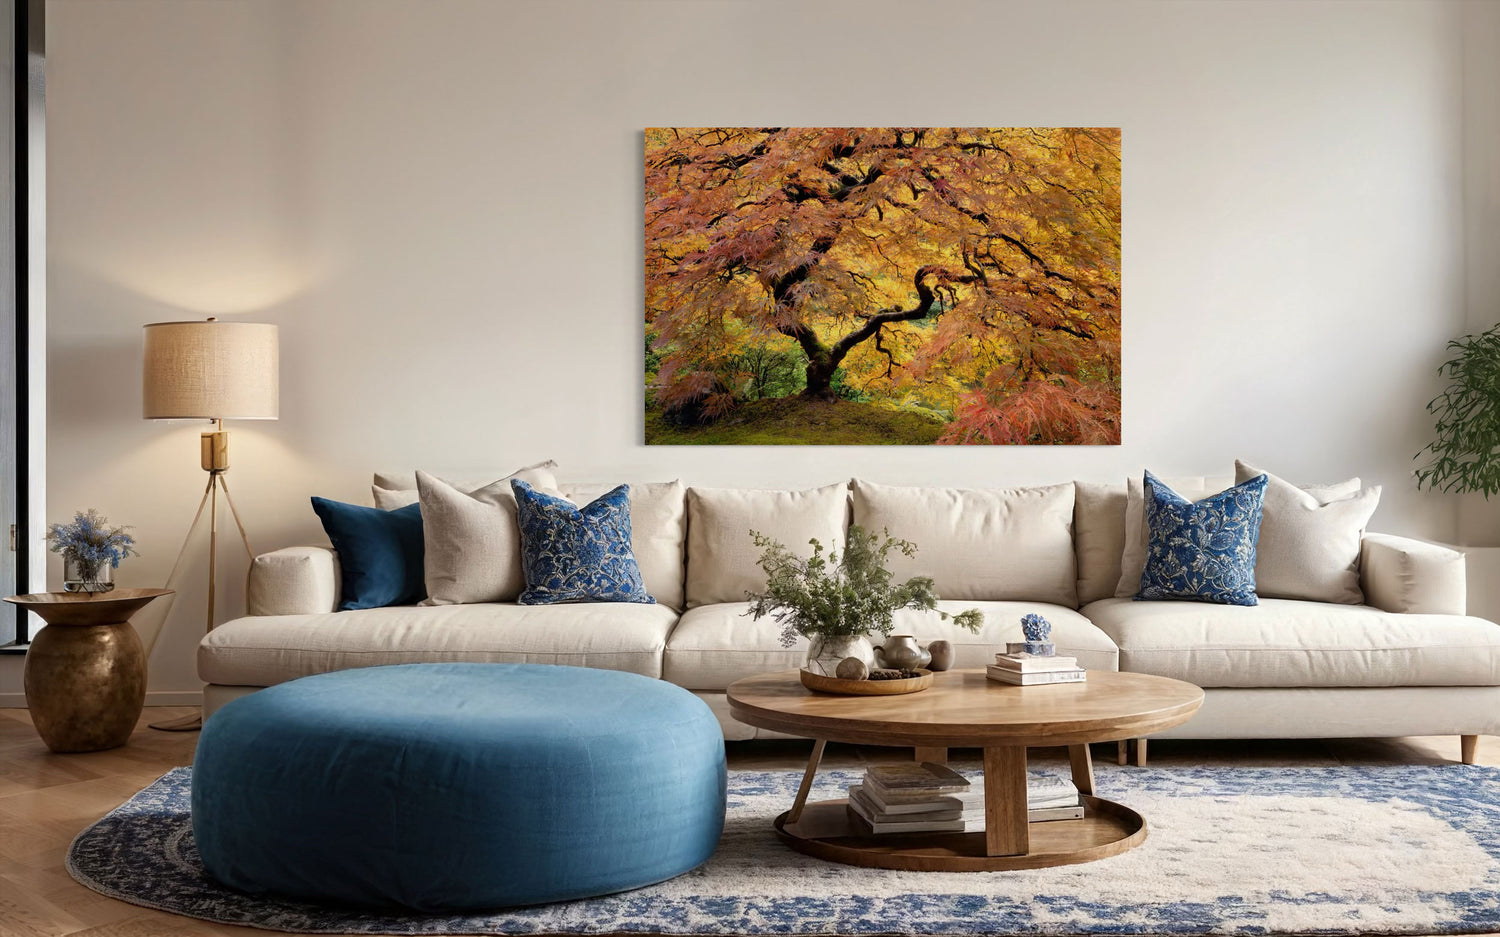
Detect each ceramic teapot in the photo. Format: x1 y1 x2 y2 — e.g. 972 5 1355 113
873 634 931 670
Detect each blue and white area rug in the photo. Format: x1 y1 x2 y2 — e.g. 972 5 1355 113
68 765 1500 935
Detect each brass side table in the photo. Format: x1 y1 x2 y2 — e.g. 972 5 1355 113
5 588 171 753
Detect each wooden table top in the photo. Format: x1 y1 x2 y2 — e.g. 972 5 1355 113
726 668 1204 748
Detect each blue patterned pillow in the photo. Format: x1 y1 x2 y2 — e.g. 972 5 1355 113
511 480 654 606
1136 470 1268 606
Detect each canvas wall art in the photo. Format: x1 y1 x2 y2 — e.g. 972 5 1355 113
644 127 1121 445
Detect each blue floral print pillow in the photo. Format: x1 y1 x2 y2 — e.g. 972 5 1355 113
511 480 654 605
1136 470 1268 606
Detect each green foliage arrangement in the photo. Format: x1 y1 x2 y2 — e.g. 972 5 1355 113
746 524 984 648
1416 324 1500 497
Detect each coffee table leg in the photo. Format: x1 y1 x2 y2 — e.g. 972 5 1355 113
787 738 827 825
1068 744 1095 796
983 745 1029 857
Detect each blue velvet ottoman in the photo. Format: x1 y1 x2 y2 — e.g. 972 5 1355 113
191 663 727 911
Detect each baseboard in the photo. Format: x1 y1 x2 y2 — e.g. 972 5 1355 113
0 689 203 708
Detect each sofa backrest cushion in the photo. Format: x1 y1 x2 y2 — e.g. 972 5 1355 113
559 480 687 611
372 460 559 509
850 479 1078 607
685 483 849 608
1073 481 1127 606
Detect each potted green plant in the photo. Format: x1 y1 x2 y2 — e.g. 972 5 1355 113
746 525 984 676
1416 324 1500 497
46 509 138 594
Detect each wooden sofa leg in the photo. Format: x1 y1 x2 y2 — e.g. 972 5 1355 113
1134 738 1148 767
1117 740 1128 765
1462 735 1479 765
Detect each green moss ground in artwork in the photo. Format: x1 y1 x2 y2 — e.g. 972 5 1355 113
645 396 948 445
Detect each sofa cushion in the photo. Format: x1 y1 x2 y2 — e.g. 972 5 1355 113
1074 481 1127 606
1234 461 1379 605
1082 596 1500 688
559 481 686 610
850 479 1077 607
684 483 849 608
662 601 1119 691
198 603 679 687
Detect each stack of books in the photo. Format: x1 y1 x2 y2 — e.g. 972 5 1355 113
846 762 1084 834
986 651 1087 685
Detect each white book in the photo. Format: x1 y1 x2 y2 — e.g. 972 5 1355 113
987 665 1087 685
991 654 1080 672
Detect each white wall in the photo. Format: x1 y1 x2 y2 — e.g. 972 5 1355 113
11 0 1469 698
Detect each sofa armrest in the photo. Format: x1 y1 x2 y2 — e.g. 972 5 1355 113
1360 533 1466 615
247 546 341 616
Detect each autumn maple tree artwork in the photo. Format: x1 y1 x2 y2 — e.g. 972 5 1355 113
644 127 1121 446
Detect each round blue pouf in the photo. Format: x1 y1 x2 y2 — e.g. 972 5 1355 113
191 663 727 911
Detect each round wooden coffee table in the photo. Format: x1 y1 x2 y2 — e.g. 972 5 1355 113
726 668 1203 871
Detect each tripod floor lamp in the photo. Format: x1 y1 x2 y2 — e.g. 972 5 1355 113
142 318 279 731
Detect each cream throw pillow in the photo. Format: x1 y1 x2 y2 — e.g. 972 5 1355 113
851 479 1077 606
684 483 849 608
1234 460 1380 604
416 466 559 605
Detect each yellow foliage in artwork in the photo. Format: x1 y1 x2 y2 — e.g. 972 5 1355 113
644 127 1121 445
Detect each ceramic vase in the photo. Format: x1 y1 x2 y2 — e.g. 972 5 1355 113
805 634 876 677
873 634 931 670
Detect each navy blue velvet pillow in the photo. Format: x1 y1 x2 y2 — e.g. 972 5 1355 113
310 497 425 610
1136 470 1268 606
511 480 653 605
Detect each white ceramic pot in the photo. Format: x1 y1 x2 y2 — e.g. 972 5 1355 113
804 634 876 677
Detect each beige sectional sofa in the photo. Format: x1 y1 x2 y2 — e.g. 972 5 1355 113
200 473 1500 756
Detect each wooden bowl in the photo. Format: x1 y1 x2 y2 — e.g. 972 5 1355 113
799 668 934 696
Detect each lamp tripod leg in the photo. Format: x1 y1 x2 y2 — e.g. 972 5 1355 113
215 473 255 561
147 474 221 734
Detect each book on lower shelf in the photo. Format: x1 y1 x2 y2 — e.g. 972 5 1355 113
847 769 1084 834
863 762 970 796
991 653 1081 673
986 664 1086 685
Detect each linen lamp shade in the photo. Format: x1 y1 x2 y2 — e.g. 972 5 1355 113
142 320 279 420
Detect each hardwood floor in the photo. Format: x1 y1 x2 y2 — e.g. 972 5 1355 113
0 705 1494 937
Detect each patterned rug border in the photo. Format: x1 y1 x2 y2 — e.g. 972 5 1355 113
65 764 1500 937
